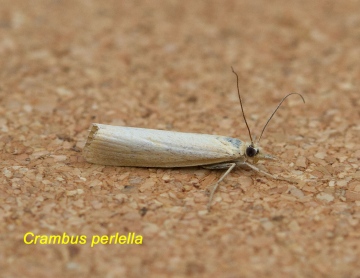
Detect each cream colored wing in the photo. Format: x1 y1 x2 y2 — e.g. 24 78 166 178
83 124 244 167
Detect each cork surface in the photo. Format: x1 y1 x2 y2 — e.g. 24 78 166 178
1 1 360 277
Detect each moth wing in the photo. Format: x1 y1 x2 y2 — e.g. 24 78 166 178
83 124 244 167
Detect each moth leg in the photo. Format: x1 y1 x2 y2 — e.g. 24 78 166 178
242 161 277 179
203 162 236 211
243 162 297 183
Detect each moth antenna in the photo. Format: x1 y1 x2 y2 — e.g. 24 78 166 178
257 93 305 143
231 67 254 145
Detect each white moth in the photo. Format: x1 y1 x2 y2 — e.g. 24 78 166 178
83 68 305 210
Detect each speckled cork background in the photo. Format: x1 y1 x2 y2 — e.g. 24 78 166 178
1 1 360 277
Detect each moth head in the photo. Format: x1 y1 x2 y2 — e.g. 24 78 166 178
244 143 276 163
245 144 259 158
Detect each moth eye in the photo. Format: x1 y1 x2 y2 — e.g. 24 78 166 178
246 146 257 157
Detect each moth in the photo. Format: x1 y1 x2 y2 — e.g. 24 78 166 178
83 68 305 210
